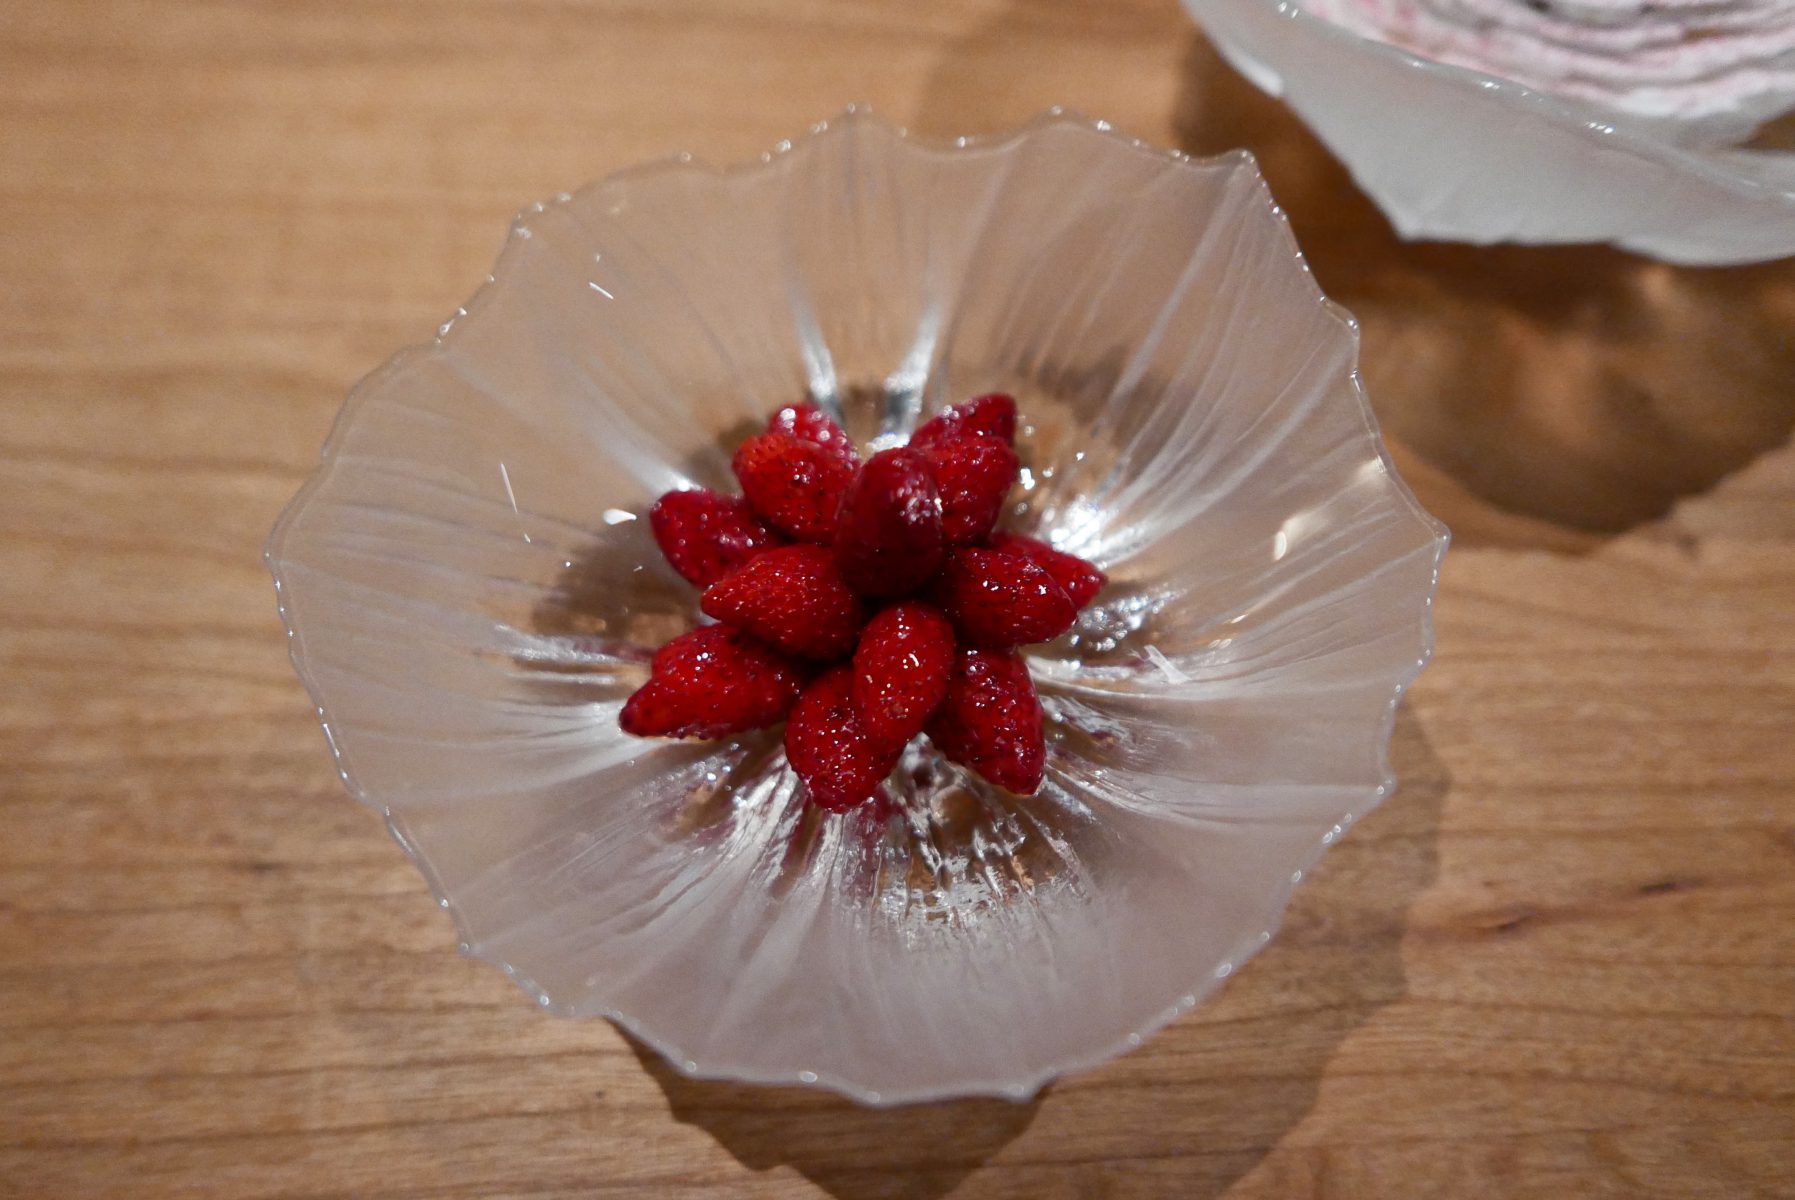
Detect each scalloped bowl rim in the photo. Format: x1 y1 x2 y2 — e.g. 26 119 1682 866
266 106 1450 1106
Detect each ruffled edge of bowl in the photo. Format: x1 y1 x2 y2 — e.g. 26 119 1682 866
265 106 1451 1106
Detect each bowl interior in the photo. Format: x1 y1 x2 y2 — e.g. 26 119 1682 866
269 111 1447 1103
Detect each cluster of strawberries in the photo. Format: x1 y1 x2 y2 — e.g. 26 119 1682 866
620 394 1106 812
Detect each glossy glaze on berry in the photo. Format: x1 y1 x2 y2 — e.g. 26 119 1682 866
852 601 956 756
619 625 806 739
700 544 865 660
832 447 946 597
648 488 785 588
920 434 1020 546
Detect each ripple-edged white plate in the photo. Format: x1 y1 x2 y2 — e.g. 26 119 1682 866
1181 0 1795 263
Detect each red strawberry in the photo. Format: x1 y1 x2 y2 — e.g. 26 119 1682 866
852 601 956 755
925 647 1045 795
918 435 1019 545
766 403 859 467
649 489 785 588
732 432 856 544
910 392 1017 449
785 665 901 812
620 625 805 739
832 447 945 598
933 546 1076 648
988 533 1107 609
700 544 865 660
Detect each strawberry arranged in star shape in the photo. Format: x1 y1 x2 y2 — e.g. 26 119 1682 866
623 395 1106 812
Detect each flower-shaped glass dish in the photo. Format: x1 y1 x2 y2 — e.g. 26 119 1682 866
1180 0 1795 264
268 109 1447 1105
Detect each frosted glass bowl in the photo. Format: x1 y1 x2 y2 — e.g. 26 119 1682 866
1180 0 1795 264
268 109 1447 1105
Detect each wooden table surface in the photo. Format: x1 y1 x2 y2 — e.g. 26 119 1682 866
5 2 1794 1197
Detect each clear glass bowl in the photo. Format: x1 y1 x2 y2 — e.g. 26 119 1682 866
267 109 1448 1105
1180 0 1795 264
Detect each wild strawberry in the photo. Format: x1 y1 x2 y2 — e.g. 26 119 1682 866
933 546 1077 648
925 647 1045 795
910 392 1017 449
832 447 945 598
649 489 785 588
852 601 955 755
700 545 864 660
785 665 901 812
766 403 860 467
988 533 1107 609
732 432 855 544
918 434 1019 545
620 625 805 739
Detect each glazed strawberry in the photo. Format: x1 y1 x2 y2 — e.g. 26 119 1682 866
988 532 1107 609
910 392 1017 449
785 665 901 812
852 601 956 755
701 544 864 660
620 625 805 739
649 489 785 588
925 647 1045 795
732 432 856 544
933 546 1077 648
624 393 1080 806
918 434 1019 545
766 403 859 467
832 447 946 598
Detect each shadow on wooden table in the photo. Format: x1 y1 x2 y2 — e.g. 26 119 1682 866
626 709 1447 1198
627 1035 1043 1199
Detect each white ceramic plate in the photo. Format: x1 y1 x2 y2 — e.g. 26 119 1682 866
1182 0 1795 263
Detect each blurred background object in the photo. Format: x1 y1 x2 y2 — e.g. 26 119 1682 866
1178 0 1795 261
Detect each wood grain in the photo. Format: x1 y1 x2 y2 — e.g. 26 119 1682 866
2 2 1792 1197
